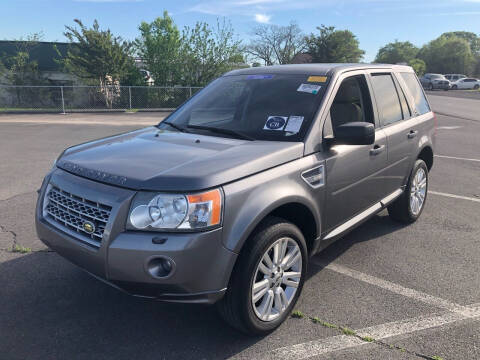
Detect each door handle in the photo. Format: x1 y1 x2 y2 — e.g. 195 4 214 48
369 144 385 156
407 130 418 139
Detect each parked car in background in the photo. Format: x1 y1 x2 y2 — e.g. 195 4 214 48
444 74 467 82
451 78 480 90
420 73 450 90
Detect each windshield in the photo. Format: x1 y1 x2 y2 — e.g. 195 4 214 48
158 74 329 141
430 74 445 80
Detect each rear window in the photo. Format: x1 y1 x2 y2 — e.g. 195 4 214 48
400 72 430 115
370 74 403 126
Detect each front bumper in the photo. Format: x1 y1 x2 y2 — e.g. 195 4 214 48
35 169 237 304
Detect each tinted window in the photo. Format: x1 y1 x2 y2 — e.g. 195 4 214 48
400 72 431 115
370 74 403 126
159 74 328 141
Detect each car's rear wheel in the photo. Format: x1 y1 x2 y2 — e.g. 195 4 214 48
474 84 479 90
217 217 307 335
428 83 433 91
388 159 428 223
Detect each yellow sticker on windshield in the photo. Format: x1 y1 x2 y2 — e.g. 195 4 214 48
307 76 327 83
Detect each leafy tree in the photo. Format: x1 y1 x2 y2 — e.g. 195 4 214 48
408 58 426 76
418 35 476 75
179 19 244 86
306 25 364 63
63 19 135 107
247 22 306 65
2 33 44 86
374 40 419 64
442 31 480 55
136 11 181 86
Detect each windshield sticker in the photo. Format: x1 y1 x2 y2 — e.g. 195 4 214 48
307 76 328 83
285 116 304 133
264 116 287 131
297 83 321 94
247 74 274 80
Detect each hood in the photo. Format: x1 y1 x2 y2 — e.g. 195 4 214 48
57 127 304 191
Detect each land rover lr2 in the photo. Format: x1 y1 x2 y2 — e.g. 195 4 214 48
36 64 435 335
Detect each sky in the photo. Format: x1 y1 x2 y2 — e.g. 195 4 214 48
1 0 479 62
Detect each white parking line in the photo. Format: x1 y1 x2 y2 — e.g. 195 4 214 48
435 155 480 162
429 191 480 203
313 262 470 315
263 304 480 360
436 126 462 130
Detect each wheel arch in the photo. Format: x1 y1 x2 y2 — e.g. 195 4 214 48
417 145 434 171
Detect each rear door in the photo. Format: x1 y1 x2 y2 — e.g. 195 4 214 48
368 72 418 195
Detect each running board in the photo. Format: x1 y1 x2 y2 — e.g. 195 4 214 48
323 189 403 241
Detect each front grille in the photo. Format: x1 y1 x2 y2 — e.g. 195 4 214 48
43 185 112 247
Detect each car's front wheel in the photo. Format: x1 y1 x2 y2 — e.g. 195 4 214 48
428 83 434 91
388 159 428 223
217 217 307 335
474 84 479 90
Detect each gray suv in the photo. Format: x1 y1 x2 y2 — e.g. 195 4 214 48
36 64 435 335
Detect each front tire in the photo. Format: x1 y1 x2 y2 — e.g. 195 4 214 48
217 217 308 335
388 159 428 223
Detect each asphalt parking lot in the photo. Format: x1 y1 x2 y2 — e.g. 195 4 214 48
1 93 479 360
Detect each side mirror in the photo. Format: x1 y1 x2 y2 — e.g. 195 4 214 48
334 122 375 145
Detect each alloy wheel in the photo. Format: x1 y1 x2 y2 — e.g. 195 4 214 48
251 237 302 322
410 167 427 216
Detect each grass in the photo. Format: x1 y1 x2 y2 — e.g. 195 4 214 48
291 310 305 319
361 336 375 343
432 356 444 360
11 244 32 253
340 327 356 336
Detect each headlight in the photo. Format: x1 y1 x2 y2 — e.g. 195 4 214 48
127 188 222 231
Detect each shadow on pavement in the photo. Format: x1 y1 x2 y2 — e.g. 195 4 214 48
0 213 406 360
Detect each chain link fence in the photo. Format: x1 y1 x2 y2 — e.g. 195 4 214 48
0 85 203 113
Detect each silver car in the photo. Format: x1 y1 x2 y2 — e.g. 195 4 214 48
36 64 435 335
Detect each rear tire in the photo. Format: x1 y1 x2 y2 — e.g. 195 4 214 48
428 84 433 91
474 84 479 90
217 216 308 335
388 159 428 223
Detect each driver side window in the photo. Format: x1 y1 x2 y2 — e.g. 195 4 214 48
323 75 374 138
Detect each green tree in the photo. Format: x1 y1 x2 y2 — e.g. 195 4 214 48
442 31 480 55
247 22 306 65
179 19 244 86
63 19 134 107
136 11 181 86
306 25 365 63
408 58 426 76
418 35 476 75
374 40 419 64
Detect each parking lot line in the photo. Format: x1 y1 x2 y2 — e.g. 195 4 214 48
313 262 470 315
429 191 480 203
435 155 480 162
263 304 480 360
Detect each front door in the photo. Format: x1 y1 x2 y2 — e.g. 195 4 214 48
322 74 389 232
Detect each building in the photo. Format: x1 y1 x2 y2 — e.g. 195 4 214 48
0 40 78 85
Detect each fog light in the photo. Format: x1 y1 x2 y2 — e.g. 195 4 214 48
146 256 176 278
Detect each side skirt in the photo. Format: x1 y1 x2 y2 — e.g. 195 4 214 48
313 189 403 254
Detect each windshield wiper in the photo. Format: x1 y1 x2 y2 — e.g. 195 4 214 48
160 121 190 133
186 124 254 141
